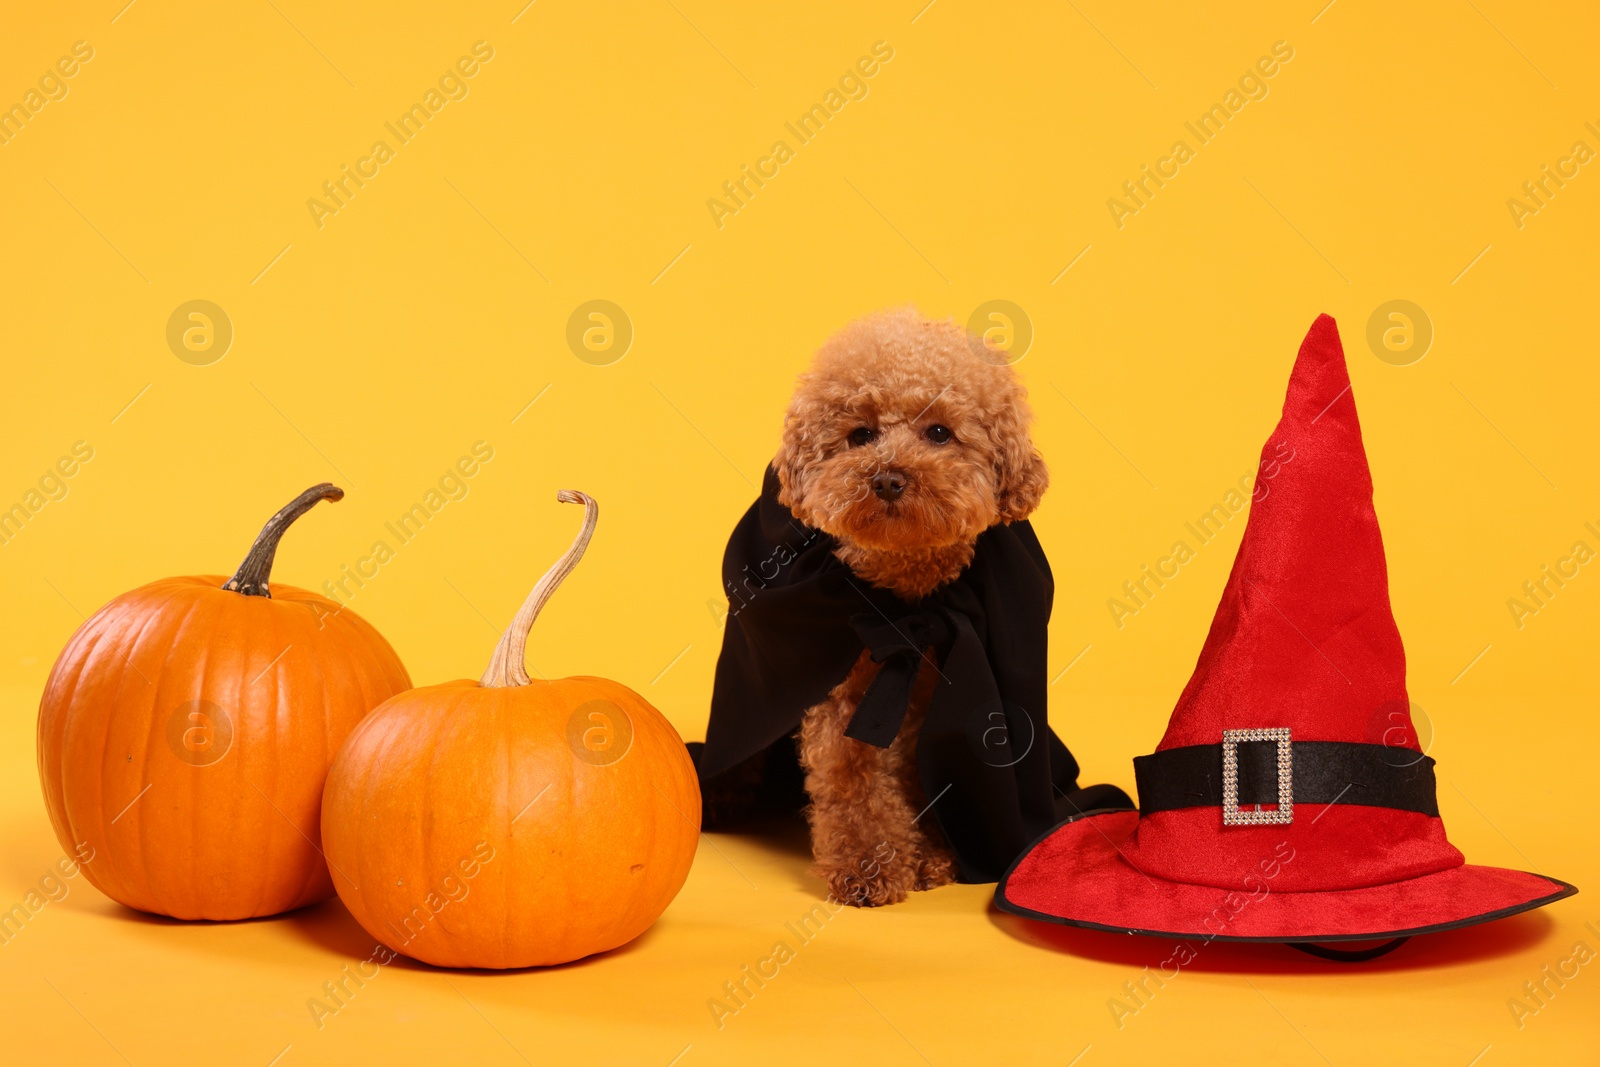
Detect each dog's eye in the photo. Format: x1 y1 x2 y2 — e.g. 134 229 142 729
924 424 953 445
848 427 877 447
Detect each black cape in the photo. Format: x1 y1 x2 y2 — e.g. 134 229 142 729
698 467 1125 884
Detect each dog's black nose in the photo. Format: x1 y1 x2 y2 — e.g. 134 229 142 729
871 470 907 501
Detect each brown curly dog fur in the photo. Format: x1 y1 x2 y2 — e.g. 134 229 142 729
774 307 1049 907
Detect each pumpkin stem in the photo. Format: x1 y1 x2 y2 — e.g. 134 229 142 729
222 483 345 598
480 490 598 688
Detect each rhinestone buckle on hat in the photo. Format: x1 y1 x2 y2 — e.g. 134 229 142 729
1221 727 1293 826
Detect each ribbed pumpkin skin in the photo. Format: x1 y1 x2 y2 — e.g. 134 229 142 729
321 676 701 968
36 576 412 920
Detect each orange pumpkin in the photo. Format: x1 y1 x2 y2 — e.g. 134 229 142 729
37 484 411 920
321 490 700 968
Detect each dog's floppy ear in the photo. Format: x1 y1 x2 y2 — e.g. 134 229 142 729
773 430 805 512
772 394 818 518
990 395 1049 524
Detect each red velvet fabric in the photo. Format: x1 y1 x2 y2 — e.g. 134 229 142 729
1127 807 1461 892
996 316 1574 937
1159 313 1405 753
1001 811 1568 940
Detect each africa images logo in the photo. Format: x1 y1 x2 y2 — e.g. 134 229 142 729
165 700 233 767
305 42 496 229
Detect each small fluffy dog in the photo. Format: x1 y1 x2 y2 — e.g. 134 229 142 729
770 309 1047 905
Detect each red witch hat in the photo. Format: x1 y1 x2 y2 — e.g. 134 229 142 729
995 315 1575 960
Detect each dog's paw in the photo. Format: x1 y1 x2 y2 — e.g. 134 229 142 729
820 861 915 908
913 849 957 892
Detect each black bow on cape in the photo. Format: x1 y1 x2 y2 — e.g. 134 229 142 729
697 467 1124 884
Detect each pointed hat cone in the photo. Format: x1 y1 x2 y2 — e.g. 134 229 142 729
1159 312 1406 751
995 316 1575 949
